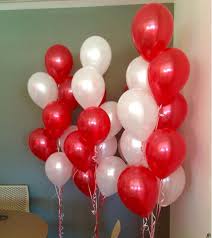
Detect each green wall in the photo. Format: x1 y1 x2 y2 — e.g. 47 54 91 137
0 4 173 238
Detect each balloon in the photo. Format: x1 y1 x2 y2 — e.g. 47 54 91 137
73 168 95 197
80 36 112 75
96 156 126 197
126 57 150 93
58 76 78 110
101 101 122 140
158 93 188 129
45 152 73 188
132 3 173 61
59 125 77 151
42 101 71 139
148 48 190 105
117 89 158 141
119 130 147 167
28 128 57 161
27 72 58 109
96 137 117 160
72 67 105 109
146 128 186 179
118 166 159 217
159 166 186 207
45 44 73 84
64 130 94 172
77 107 110 145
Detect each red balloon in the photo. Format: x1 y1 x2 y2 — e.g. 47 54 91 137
146 128 186 179
148 48 190 105
77 107 111 145
64 130 94 172
58 76 78 110
73 168 95 197
118 166 159 218
100 91 107 105
28 128 57 161
45 44 73 84
132 3 173 61
43 101 71 139
158 93 188 129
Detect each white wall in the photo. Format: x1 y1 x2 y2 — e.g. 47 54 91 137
171 0 211 237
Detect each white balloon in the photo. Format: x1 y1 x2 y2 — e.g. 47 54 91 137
96 137 117 160
101 101 122 140
126 57 150 92
59 125 77 151
96 156 126 197
159 166 186 207
119 130 148 167
80 36 112 75
27 72 58 108
45 152 73 188
72 67 105 109
117 89 158 141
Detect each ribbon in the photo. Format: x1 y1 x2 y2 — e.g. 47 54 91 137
141 217 150 238
141 181 163 238
89 145 107 238
55 186 64 238
89 183 100 238
88 146 99 238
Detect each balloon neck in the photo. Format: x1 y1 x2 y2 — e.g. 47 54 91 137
57 139 62 152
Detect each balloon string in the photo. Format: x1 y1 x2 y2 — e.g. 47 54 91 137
149 212 156 238
94 187 99 238
155 104 162 130
89 146 100 238
140 209 161 238
156 180 163 221
148 181 163 238
55 186 64 238
157 205 161 220
141 217 150 238
72 169 78 180
99 192 105 208
158 180 165 207
92 145 98 164
89 183 99 238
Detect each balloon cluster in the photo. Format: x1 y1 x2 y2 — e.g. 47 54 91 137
27 3 190 237
27 35 120 237
117 3 189 218
28 44 75 188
